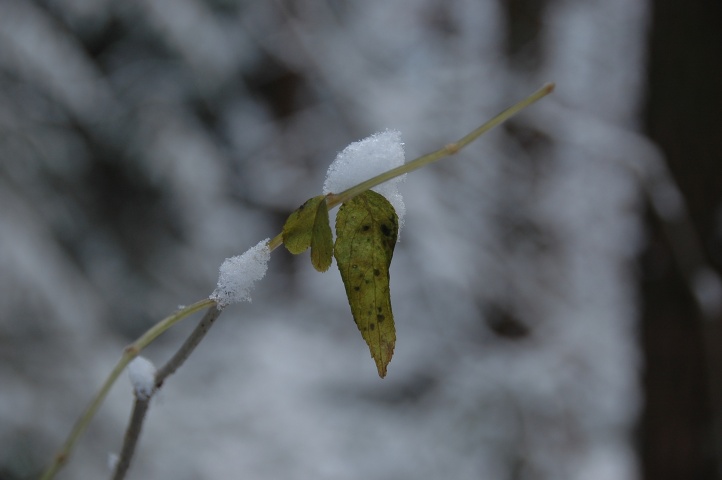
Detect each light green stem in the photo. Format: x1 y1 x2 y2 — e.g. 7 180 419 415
268 83 554 251
326 82 555 208
40 298 215 480
43 82 554 478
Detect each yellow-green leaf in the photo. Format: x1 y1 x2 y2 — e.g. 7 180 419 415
283 195 324 254
310 198 333 272
334 190 398 377
282 194 334 272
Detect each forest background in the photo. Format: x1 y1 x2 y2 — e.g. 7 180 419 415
1 1 721 479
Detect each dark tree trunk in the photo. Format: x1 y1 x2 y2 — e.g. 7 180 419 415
642 0 722 478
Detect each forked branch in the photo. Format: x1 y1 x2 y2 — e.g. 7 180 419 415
41 83 554 480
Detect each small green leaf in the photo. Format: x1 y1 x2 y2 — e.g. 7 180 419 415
310 198 333 272
334 190 398 378
282 195 333 272
283 195 325 254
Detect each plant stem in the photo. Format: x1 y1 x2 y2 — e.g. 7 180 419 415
111 305 223 480
325 82 555 208
154 305 224 384
40 298 215 480
267 84 554 251
111 396 150 480
42 83 553 479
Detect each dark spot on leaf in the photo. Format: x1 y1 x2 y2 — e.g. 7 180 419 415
369 323 375 331
362 225 370 231
374 268 380 276
354 286 360 291
380 224 392 237
377 314 385 322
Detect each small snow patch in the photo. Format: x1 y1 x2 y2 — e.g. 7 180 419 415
128 356 157 400
323 130 406 232
210 239 271 307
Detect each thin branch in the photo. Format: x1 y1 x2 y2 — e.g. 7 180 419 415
40 298 215 480
110 305 224 480
155 305 224 385
324 83 555 209
111 397 150 480
107 84 556 477
267 82 555 251
42 83 555 479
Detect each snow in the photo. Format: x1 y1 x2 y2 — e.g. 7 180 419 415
210 239 271 307
323 130 406 231
128 356 157 401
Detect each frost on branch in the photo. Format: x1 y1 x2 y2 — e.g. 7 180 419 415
210 239 271 307
323 130 406 231
127 356 157 400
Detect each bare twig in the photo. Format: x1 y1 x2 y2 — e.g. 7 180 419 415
111 397 150 480
111 305 223 479
155 306 224 385
40 298 215 480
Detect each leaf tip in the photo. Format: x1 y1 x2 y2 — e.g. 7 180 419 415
373 344 395 378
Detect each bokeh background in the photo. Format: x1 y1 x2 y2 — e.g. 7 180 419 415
1 0 721 479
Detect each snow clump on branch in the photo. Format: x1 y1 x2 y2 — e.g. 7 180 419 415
127 356 157 400
210 239 271 307
323 130 406 232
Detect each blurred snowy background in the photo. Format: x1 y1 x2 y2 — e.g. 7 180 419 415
2 0 721 479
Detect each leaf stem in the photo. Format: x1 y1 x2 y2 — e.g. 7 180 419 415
267 232 284 251
40 298 215 480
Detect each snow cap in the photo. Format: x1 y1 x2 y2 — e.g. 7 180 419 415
210 239 271 307
323 130 406 232
128 356 157 400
